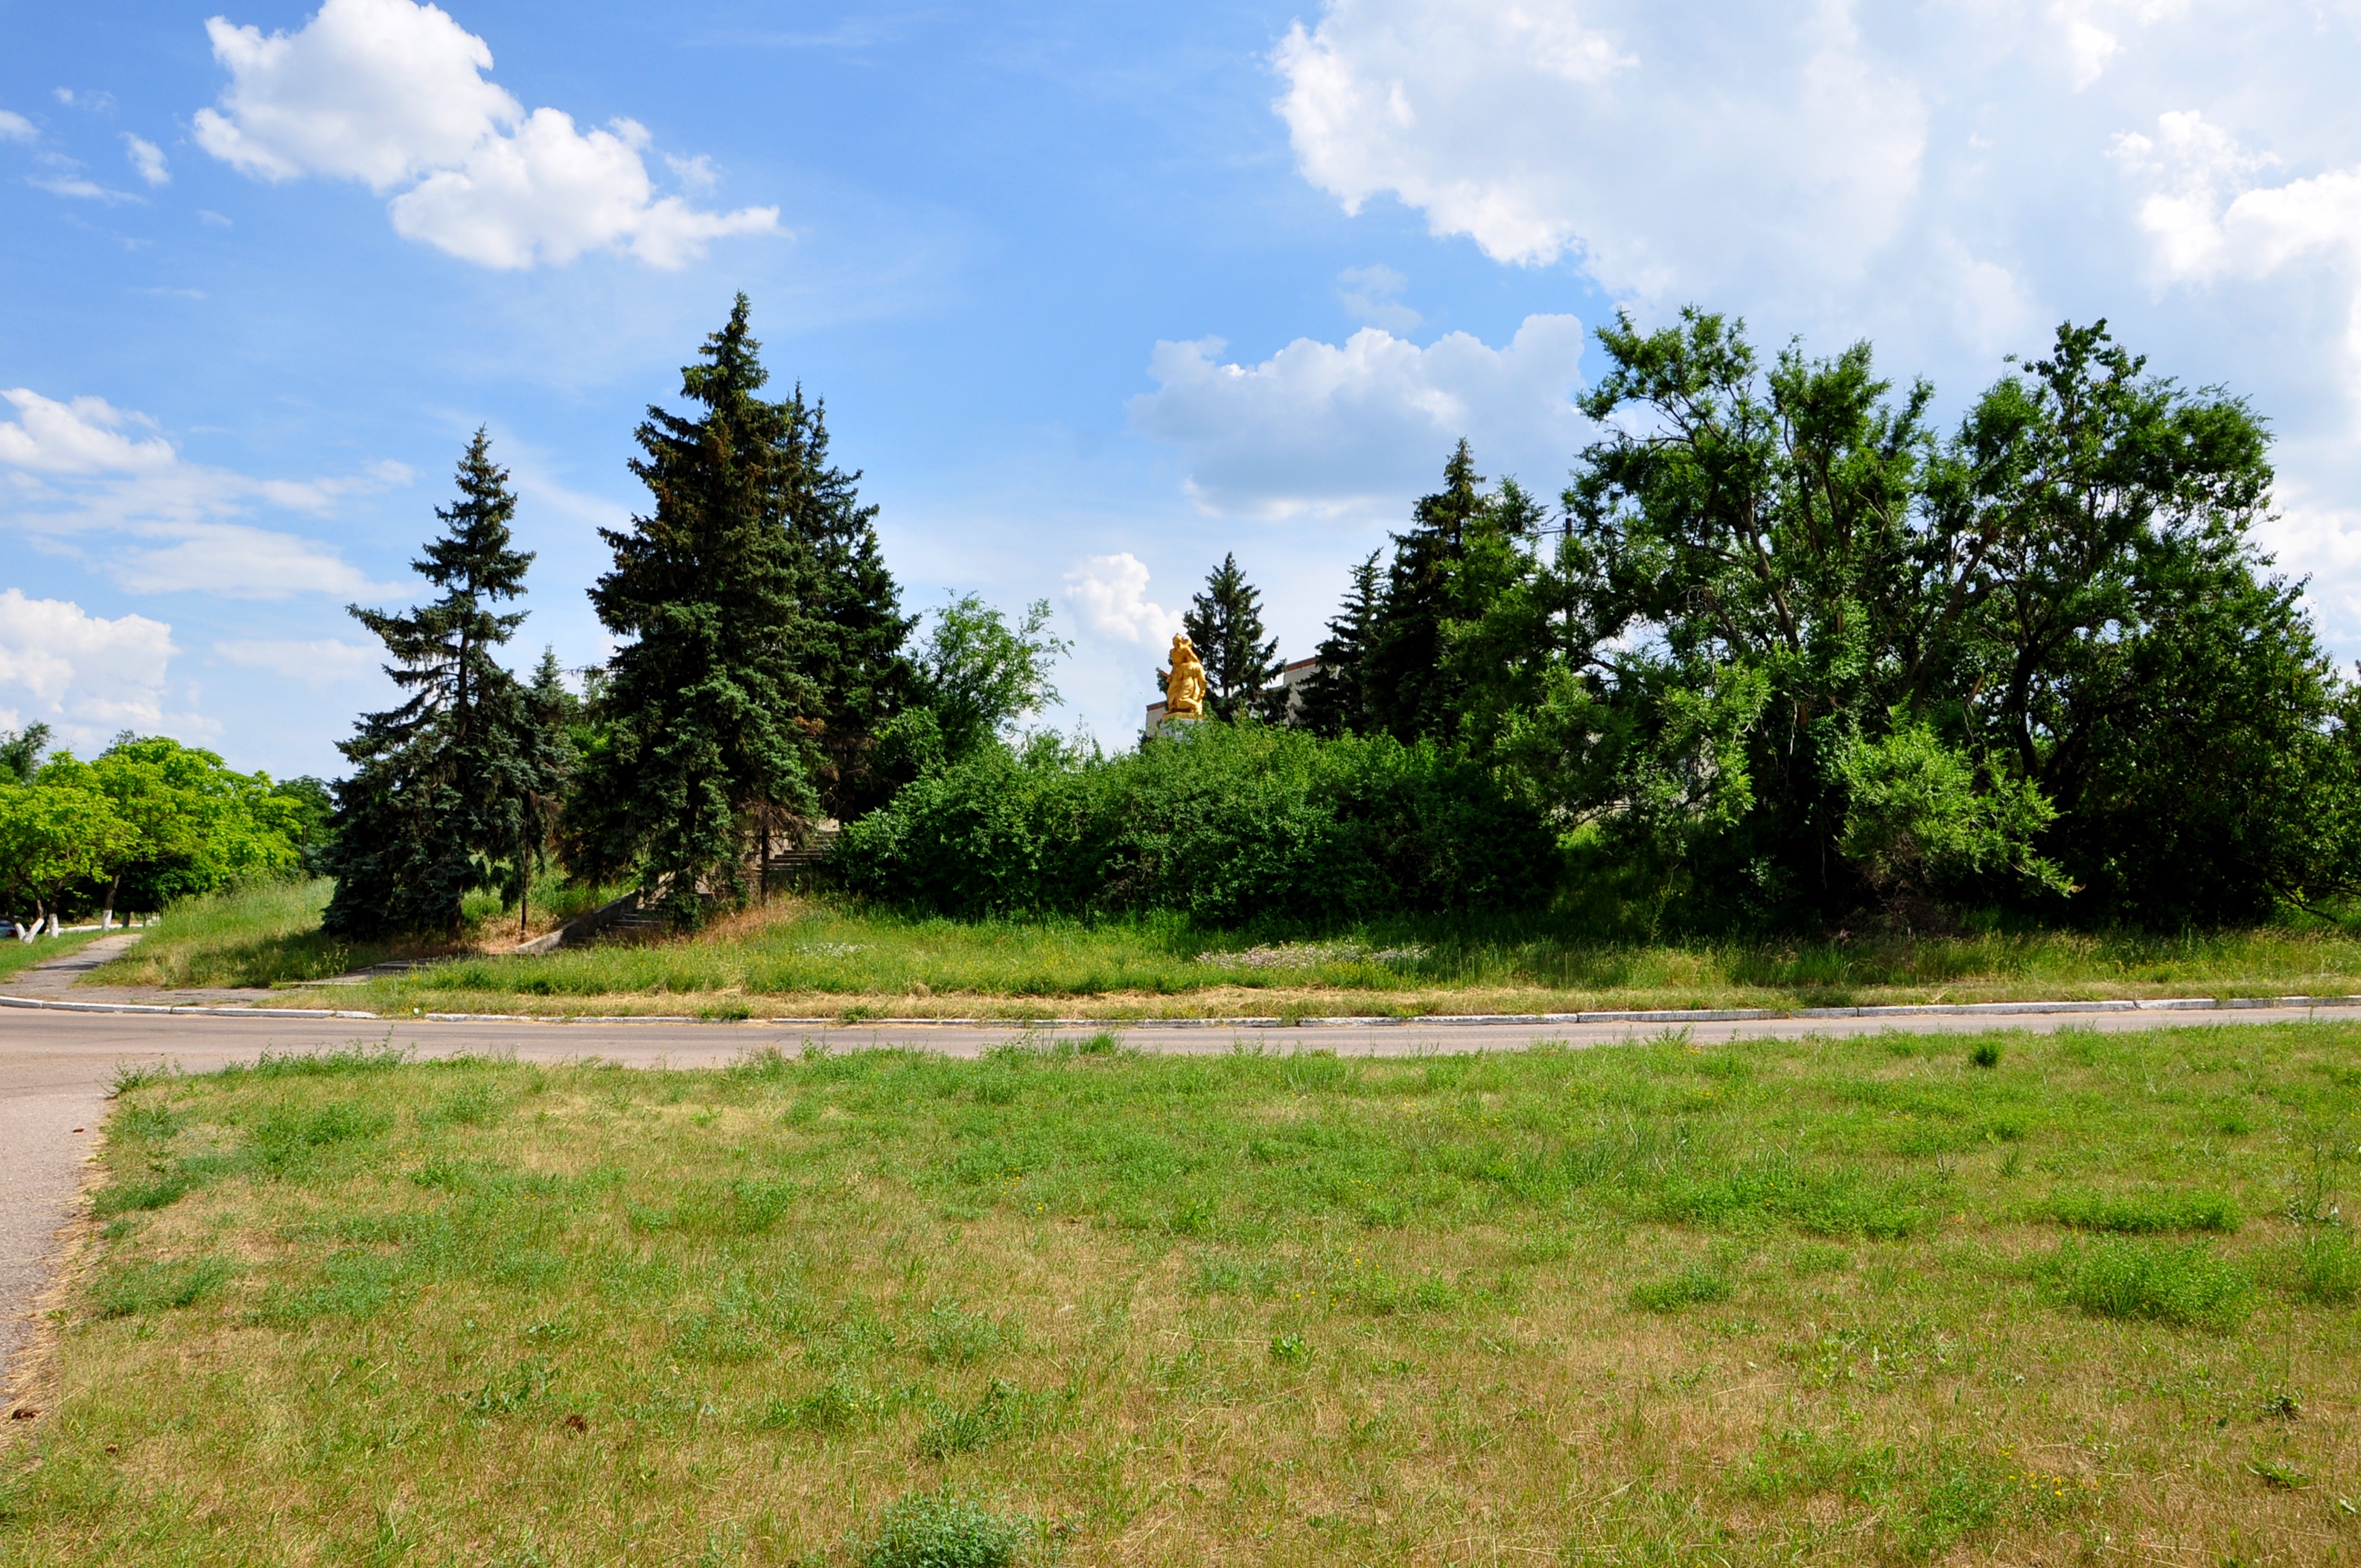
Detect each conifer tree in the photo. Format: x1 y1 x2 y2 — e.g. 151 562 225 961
571 295 822 924
506 648 579 936
1179 552 1283 722
1364 439 1486 742
322 431 549 937
774 386 914 818
1296 553 1383 736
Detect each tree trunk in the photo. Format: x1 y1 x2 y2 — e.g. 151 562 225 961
519 863 530 942
101 870 121 931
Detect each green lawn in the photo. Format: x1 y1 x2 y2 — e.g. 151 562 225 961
82 877 2361 1019
5 1023 2357 1564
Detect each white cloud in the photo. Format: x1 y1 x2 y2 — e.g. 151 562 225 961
214 636 378 687
1258 0 2361 663
1129 315 1587 519
124 134 170 186
30 176 144 204
0 388 404 602
0 590 177 747
1275 0 1924 290
0 110 33 142
389 110 777 270
1335 264 1421 331
115 528 391 601
1063 553 1185 645
0 390 174 474
2115 111 2346 286
194 0 779 270
194 0 517 187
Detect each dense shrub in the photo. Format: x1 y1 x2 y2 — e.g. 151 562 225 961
834 723 1555 921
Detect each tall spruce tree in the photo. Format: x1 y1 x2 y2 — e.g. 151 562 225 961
322 430 549 937
572 295 823 924
1177 552 1283 722
774 386 914 818
506 648 579 937
1296 553 1383 736
1364 439 1486 741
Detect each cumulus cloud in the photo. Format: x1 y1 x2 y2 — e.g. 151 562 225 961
0 110 33 142
1063 553 1186 646
1275 0 1924 290
0 390 174 474
214 636 378 687
1259 0 2361 654
0 590 177 746
389 110 777 269
194 0 778 269
124 134 170 186
0 389 403 602
2115 111 2346 286
1129 315 1587 520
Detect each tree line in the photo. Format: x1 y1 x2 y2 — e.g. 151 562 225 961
1237 312 2360 929
319 296 1065 937
14 302 2343 939
0 724 328 933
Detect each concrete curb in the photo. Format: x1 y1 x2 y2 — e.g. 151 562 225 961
7 993 2361 1027
0 996 381 1021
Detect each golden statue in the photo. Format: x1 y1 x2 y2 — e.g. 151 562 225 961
1163 633 1207 720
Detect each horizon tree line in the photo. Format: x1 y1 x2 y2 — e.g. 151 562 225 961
304 299 2361 938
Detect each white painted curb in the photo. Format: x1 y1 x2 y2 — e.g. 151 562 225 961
6 993 2361 1027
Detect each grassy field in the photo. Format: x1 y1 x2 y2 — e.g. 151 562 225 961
85 878 2361 1019
4 1022 2357 1564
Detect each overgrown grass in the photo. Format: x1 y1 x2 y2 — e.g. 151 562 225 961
8 1022 2357 1564
81 879 379 988
82 876 628 991
68 876 2361 1016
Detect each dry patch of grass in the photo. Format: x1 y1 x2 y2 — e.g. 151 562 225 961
5 1024 2359 1564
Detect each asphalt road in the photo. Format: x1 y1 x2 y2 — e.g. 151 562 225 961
8 996 2361 1389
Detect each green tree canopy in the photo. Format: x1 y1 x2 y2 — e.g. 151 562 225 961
0 775 134 924
322 430 558 937
1176 552 1282 723
774 385 916 818
570 296 826 923
1296 553 1382 739
883 593 1069 774
1310 313 2360 929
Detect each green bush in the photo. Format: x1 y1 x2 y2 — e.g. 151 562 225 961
834 724 1555 921
2044 1237 2253 1328
862 1488 1030 1568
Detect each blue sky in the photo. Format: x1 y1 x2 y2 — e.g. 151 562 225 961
6 0 2361 780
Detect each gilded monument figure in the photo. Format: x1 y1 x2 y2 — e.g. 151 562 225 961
1163 633 1207 721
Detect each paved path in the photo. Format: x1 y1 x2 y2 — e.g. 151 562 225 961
8 997 2361 1390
